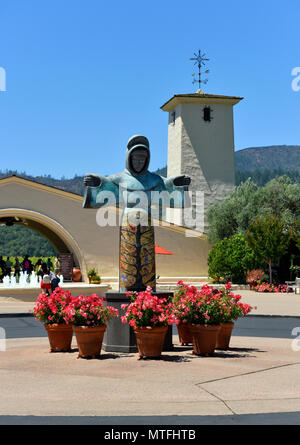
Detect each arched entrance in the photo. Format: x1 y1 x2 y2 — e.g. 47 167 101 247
0 208 87 277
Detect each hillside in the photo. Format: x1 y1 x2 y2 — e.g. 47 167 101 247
0 225 56 257
0 145 299 196
0 171 84 195
235 145 300 173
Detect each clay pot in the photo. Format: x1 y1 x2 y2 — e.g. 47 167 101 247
177 321 193 346
72 267 82 282
73 325 106 359
134 326 168 359
216 322 234 350
188 324 221 356
44 323 73 352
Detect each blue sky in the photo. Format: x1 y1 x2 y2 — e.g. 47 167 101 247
0 0 299 178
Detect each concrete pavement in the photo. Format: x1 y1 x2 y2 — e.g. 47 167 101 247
1 289 300 424
1 333 300 422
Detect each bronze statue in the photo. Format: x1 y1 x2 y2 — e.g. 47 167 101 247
83 135 190 292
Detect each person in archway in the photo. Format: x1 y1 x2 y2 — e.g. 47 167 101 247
50 270 60 293
5 257 12 276
22 255 32 275
0 256 6 280
34 259 42 273
46 258 53 271
53 257 60 275
40 263 51 296
14 257 21 280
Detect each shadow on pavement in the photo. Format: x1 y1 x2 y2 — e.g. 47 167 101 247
1 316 299 340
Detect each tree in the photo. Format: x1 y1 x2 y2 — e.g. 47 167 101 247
207 176 300 244
207 233 260 283
246 216 291 284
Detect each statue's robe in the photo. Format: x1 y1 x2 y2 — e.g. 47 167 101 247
83 142 187 292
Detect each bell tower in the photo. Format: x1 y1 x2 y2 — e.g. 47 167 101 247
161 52 243 232
161 91 242 232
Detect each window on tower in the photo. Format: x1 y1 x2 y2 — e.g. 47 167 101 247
171 111 176 124
203 106 212 122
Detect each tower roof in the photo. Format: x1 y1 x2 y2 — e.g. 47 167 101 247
161 92 243 112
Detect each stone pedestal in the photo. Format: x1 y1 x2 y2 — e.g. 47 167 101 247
102 291 174 353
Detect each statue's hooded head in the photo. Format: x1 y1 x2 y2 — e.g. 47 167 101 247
126 135 150 177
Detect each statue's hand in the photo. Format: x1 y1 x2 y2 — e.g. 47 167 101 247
84 174 102 187
173 175 191 187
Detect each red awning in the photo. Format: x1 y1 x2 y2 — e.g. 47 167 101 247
155 243 174 255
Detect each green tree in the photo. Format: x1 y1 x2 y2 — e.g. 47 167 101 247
207 176 300 244
208 233 260 283
246 216 291 284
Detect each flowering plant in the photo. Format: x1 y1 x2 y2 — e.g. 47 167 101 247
217 283 255 322
32 288 73 325
172 282 224 325
172 281 255 325
246 269 265 288
253 282 288 293
64 294 118 327
121 287 177 328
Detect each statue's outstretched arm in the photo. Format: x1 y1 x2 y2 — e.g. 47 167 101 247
83 174 119 208
163 175 191 191
84 174 102 188
162 175 191 208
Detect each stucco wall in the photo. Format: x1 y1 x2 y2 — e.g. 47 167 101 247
0 178 210 281
166 101 236 232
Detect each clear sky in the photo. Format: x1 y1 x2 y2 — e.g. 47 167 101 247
0 0 299 178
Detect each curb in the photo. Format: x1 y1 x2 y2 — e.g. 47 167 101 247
0 313 34 318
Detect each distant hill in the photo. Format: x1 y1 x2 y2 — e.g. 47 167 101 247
155 145 300 186
0 145 299 196
235 145 300 173
0 170 84 195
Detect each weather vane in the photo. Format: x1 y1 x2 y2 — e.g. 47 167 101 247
190 49 210 91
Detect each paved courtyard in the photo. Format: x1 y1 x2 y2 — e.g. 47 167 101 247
0 290 300 424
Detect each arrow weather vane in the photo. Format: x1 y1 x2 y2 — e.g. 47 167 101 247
190 49 210 91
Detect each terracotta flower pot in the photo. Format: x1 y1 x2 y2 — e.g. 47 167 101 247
134 326 168 359
44 323 73 352
177 321 193 346
72 267 82 282
216 322 234 350
188 323 221 356
73 325 106 359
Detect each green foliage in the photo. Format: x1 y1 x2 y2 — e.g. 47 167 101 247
207 233 260 284
0 225 56 257
207 179 258 244
207 176 300 244
87 268 98 278
246 215 292 283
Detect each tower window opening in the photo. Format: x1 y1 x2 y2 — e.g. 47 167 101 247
203 106 212 122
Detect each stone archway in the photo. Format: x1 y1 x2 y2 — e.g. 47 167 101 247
0 208 87 279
